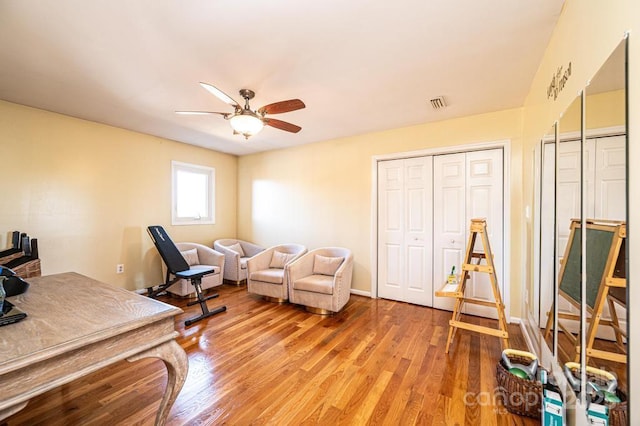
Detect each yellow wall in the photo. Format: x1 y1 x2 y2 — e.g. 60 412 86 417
238 107 525 315
586 89 625 130
552 90 625 135
0 100 238 290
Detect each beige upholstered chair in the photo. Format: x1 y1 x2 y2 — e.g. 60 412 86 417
246 244 307 302
288 247 353 314
214 239 265 285
161 242 224 297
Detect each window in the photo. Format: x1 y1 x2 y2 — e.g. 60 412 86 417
171 161 215 225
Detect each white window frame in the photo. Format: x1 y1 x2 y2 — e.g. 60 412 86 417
171 161 215 225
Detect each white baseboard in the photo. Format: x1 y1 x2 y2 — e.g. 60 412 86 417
518 317 537 353
350 288 371 297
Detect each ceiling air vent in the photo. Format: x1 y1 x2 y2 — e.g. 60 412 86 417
430 97 447 110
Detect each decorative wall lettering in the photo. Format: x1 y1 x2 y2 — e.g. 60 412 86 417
547 62 572 101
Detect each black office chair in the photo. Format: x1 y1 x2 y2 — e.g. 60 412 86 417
147 225 226 326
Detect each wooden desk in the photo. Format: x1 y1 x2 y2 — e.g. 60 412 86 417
0 272 187 425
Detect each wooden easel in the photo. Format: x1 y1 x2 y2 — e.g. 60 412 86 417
544 219 627 364
436 218 510 353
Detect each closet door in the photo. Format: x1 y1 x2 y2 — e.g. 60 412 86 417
433 149 504 318
377 157 433 306
539 140 587 331
592 135 627 338
594 135 626 220
432 153 466 312
539 136 625 330
464 149 504 318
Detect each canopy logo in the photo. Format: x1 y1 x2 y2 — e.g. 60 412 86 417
547 62 572 101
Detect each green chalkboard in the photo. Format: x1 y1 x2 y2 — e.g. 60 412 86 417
609 239 627 304
559 224 616 309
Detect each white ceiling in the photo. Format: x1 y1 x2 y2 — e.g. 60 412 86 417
0 0 564 156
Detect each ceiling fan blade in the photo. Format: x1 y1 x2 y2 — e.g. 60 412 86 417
175 110 229 117
258 99 305 115
199 82 241 109
263 118 302 133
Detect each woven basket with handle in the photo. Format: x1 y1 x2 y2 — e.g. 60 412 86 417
495 354 543 419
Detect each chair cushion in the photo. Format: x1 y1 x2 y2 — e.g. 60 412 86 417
227 242 245 257
293 274 334 295
269 251 296 269
250 268 284 284
240 257 249 269
180 248 200 266
313 255 344 276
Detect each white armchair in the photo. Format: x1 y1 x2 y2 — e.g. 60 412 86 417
288 247 353 314
246 244 307 302
161 242 225 297
214 239 265 285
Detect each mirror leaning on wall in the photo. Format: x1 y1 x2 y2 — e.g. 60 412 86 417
532 37 628 420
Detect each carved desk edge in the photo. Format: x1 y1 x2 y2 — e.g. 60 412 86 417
0 272 188 425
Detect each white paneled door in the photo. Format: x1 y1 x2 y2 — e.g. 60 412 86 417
432 153 466 312
594 136 626 220
539 135 626 335
433 149 504 318
377 157 433 306
377 148 504 318
540 140 584 333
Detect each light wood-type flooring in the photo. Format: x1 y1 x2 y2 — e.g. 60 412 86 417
4 284 539 425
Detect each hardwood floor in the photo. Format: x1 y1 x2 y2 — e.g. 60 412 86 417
4 285 539 425
543 326 627 395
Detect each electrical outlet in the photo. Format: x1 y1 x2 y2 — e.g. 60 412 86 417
116 264 125 274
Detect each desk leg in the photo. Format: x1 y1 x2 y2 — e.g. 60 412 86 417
127 339 188 426
0 401 29 422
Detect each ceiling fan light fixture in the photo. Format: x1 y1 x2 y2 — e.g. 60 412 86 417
179 83 304 139
229 113 264 138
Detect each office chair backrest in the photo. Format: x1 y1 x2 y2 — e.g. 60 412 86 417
147 226 190 273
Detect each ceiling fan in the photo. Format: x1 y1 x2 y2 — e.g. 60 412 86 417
176 82 305 139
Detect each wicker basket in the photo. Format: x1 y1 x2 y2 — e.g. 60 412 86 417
564 363 627 426
496 356 543 418
11 259 41 279
0 250 24 266
609 401 627 426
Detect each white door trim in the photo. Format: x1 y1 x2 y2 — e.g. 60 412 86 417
370 139 512 321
